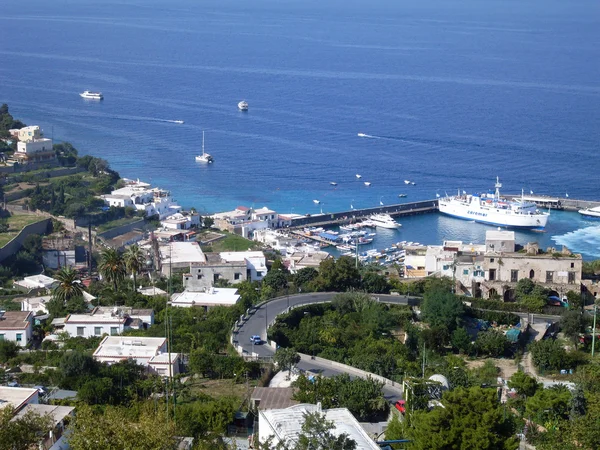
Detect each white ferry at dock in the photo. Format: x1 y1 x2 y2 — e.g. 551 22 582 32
438 177 549 229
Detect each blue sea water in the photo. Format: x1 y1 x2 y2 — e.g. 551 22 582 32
0 0 599 258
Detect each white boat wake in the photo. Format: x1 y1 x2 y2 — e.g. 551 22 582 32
357 132 376 138
552 225 600 258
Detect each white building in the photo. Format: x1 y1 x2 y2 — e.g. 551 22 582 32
92 336 180 377
170 287 241 310
101 178 181 219
21 292 96 315
11 404 75 450
219 251 267 282
0 386 39 413
62 307 154 338
13 275 59 293
258 403 379 450
0 311 33 347
212 206 284 239
17 125 43 142
284 251 331 273
160 241 206 274
160 212 200 230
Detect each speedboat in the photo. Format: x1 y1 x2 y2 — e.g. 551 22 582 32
238 100 249 111
313 199 321 204
356 174 362 179
369 213 402 229
173 120 184 124
404 180 411 185
195 131 214 163
330 182 338 186
80 90 103 100
364 182 371 187
411 181 416 185
398 194 407 198
579 206 600 219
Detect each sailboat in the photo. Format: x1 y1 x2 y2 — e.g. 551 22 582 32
195 131 214 163
379 197 384 206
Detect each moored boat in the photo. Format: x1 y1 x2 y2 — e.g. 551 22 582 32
578 206 600 219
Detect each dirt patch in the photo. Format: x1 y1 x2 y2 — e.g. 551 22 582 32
465 358 519 379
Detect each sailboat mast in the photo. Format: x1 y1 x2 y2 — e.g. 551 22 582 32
202 131 205 156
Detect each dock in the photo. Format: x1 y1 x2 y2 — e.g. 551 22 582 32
289 199 438 229
504 194 600 211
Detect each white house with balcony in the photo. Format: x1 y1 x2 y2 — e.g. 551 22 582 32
62 307 154 338
160 211 200 230
101 178 181 219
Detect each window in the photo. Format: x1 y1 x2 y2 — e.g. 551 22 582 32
94 327 102 336
0 334 4 341
568 272 576 284
197 274 203 279
529 269 535 279
234 273 241 280
214 274 220 282
16 334 22 342
463 269 469 275
110 327 119 335
571 262 575 268
511 270 519 282
443 265 449 271
490 258 495 263
546 271 554 283
77 327 85 337
489 268 496 281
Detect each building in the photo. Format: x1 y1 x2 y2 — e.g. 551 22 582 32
212 206 282 239
0 311 33 347
92 336 180 377
160 241 206 274
258 403 379 450
284 251 331 273
0 386 39 413
251 387 299 411
17 125 43 142
182 251 266 291
101 178 182 219
404 246 428 278
11 404 75 450
13 126 55 164
62 307 154 338
21 292 96 315
160 211 200 230
13 274 59 293
170 287 241 310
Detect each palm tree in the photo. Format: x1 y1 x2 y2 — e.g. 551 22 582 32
98 247 126 292
53 267 84 303
124 244 145 291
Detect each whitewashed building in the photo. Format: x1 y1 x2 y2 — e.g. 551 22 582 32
160 211 200 230
0 386 39 413
101 178 181 219
0 311 33 347
62 307 154 338
170 287 241 310
13 274 59 293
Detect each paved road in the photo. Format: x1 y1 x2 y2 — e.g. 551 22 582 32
233 292 416 403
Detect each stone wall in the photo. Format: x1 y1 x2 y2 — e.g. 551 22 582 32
0 218 51 263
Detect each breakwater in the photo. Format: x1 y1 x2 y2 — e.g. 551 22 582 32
289 199 438 228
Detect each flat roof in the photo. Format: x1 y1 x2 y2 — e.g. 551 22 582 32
251 387 299 410
170 288 241 307
219 251 265 262
485 230 515 240
93 336 166 359
260 404 379 449
12 404 74 426
161 241 206 264
15 274 57 289
138 286 168 296
0 387 38 412
149 352 179 364
0 311 32 330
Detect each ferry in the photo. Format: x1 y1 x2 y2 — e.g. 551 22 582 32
80 90 103 100
578 206 600 219
438 177 550 229
369 213 402 229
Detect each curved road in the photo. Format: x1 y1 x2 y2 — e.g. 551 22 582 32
233 292 417 403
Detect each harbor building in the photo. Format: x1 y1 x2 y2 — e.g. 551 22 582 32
0 311 33 347
258 403 379 450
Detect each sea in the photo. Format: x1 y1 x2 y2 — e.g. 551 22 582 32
1 0 599 258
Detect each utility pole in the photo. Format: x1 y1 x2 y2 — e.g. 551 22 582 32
592 305 598 358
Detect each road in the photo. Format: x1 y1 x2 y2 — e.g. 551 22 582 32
233 292 417 403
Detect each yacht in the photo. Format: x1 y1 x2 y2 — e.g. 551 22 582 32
398 194 407 198
195 131 213 163
578 205 600 219
80 90 103 100
364 182 371 187
404 180 411 185
438 177 550 229
369 214 402 229
238 100 249 111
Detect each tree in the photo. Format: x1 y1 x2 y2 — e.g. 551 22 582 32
275 347 301 379
530 338 568 372
22 234 43 256
313 256 361 292
515 278 536 297
475 329 509 357
124 244 145 291
560 310 587 348
68 404 178 450
566 290 583 311
262 270 289 292
526 385 572 423
361 271 391 293
202 217 214 228
53 266 84 303
98 248 126 293
451 327 472 354
508 371 540 398
58 351 99 389
421 286 464 333
0 406 54 450
0 340 18 363
296 411 357 450
294 267 318 290
404 387 518 450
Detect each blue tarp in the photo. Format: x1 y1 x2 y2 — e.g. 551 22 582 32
318 232 339 241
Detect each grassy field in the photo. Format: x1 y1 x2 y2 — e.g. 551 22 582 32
0 214 47 247
185 377 257 404
201 233 259 252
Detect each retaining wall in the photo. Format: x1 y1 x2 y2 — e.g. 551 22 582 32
0 218 51 263
97 219 146 240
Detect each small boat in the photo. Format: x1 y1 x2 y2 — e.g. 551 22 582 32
404 180 411 185
330 182 338 186
173 120 184 124
578 206 600 219
398 194 407 198
411 181 416 185
195 131 214 163
357 133 368 137
313 199 321 204
238 100 249 111
80 90 103 100
364 182 371 187
356 174 362 179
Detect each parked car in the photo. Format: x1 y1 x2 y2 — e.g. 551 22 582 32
250 335 262 345
394 400 406 414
